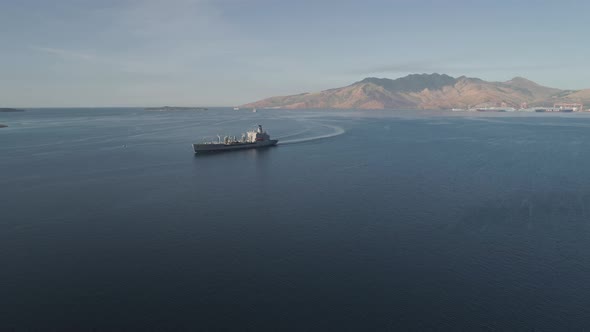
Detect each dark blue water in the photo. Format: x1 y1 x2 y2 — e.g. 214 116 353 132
2 108 590 330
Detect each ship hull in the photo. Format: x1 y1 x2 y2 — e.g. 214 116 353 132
193 140 278 153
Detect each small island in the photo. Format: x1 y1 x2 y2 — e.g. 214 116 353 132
0 108 25 112
145 106 208 111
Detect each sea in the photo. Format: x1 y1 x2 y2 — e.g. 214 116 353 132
2 108 590 331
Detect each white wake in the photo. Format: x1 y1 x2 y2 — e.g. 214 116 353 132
278 124 345 145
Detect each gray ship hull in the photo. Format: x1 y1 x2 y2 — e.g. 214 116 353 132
193 139 278 153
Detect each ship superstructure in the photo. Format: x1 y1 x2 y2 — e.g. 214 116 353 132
193 125 278 153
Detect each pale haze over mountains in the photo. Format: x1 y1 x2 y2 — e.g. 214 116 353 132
244 74 590 110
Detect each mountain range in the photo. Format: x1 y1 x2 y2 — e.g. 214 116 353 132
243 74 590 110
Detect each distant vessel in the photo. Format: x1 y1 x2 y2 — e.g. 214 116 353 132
193 125 278 153
554 103 583 112
531 103 585 113
534 106 580 112
233 107 240 111
252 108 257 113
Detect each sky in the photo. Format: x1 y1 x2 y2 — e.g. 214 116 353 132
0 0 589 107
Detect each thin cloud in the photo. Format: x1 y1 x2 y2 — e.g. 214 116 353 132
29 46 100 62
365 61 446 74
358 60 576 76
29 45 179 78
28 0 249 77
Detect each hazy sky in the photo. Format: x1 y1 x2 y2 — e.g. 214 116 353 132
1 0 588 107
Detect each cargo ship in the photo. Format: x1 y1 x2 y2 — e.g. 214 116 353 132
534 104 583 113
193 125 278 153
535 108 576 113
